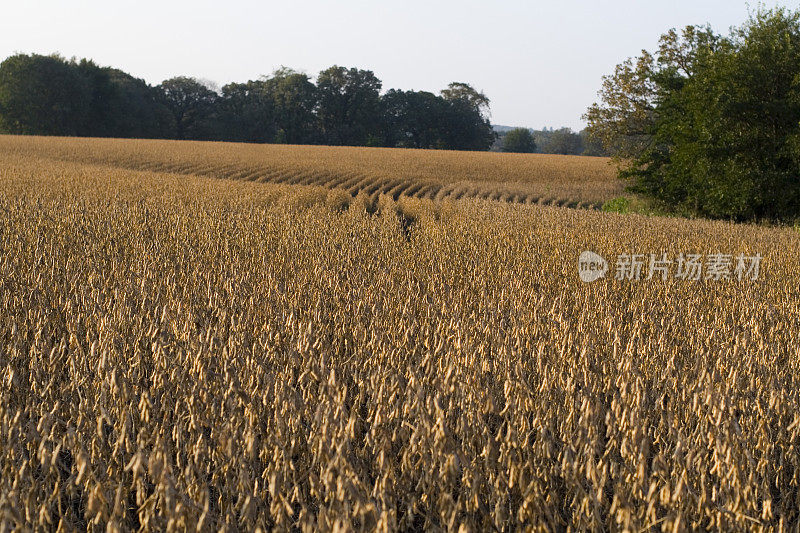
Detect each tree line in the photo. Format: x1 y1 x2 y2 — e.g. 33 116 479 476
493 126 607 156
586 7 800 221
0 54 496 151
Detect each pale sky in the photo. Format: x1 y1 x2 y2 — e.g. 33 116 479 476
1 1 794 130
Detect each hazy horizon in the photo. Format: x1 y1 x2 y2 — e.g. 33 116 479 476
1 0 791 130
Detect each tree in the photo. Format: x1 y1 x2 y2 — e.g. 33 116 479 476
438 83 496 151
76 60 172 138
0 53 91 136
158 76 218 140
0 52 500 152
585 7 800 221
316 66 382 146
74 59 118 137
380 89 447 148
542 128 583 155
583 51 659 160
441 82 491 119
501 128 536 153
217 81 276 143
263 68 318 145
579 128 608 156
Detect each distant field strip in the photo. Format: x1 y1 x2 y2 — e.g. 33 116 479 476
0 135 622 207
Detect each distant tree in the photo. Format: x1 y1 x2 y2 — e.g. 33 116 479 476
502 128 536 153
262 68 318 144
111 70 174 139
316 66 382 146
380 89 447 148
441 82 491 119
158 76 218 140
438 83 496 150
76 60 172 138
0 53 91 136
579 128 608 156
0 52 501 152
217 81 276 143
542 127 583 155
439 100 496 150
74 59 117 137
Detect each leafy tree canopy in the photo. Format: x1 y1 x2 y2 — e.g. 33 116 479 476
586 7 800 221
0 55 498 153
501 128 536 153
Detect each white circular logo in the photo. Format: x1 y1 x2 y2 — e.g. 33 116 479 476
578 251 608 283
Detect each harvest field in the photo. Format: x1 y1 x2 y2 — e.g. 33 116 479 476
0 135 622 209
1 138 799 531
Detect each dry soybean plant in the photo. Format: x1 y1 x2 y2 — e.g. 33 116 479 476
0 147 798 532
0 135 622 209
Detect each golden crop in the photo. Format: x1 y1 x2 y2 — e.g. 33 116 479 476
0 139 798 532
0 135 622 209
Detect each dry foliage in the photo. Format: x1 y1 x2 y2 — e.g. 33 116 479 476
0 145 798 532
0 135 621 209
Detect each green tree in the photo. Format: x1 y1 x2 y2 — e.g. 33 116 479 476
501 128 536 153
0 52 501 152
74 59 117 137
108 69 174 139
0 53 91 136
381 89 447 148
158 76 218 140
583 50 659 160
579 128 608 156
439 83 496 151
76 60 172 138
542 128 583 155
217 81 276 143
263 68 318 144
585 8 800 221
316 66 382 146
441 82 490 119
